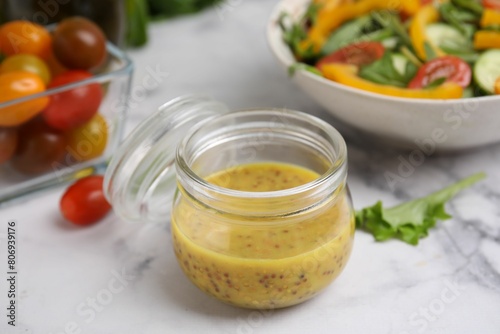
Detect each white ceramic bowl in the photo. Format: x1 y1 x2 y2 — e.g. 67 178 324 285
267 0 500 151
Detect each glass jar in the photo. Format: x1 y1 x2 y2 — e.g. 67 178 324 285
104 95 354 309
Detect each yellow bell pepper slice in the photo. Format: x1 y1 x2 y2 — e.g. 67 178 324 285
299 0 420 55
481 8 500 27
495 77 500 95
321 63 463 99
409 5 445 61
474 30 500 49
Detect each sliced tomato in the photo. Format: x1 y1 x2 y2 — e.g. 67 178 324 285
408 56 471 89
316 42 385 70
484 0 500 10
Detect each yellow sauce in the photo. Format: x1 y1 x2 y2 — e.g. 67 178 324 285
172 162 354 309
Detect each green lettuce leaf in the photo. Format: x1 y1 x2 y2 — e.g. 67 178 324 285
356 173 486 245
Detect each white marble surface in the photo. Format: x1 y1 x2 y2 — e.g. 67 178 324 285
1 1 500 333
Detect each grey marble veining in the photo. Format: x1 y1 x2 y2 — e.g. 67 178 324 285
0 0 499 333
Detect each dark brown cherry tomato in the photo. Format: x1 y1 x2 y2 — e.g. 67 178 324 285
10 118 67 175
408 56 472 89
60 175 111 226
42 70 103 130
53 17 107 70
316 42 385 71
0 127 18 164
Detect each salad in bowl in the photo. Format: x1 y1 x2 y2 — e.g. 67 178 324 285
280 0 500 99
268 0 500 151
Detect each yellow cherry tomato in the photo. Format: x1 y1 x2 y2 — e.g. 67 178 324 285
0 71 49 127
0 20 51 58
67 113 108 162
0 54 51 85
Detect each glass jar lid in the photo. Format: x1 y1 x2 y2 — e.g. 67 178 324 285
103 95 230 223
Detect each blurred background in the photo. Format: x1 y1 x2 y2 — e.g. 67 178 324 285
0 0 225 47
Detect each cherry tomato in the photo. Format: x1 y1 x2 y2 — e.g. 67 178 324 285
0 127 18 164
0 54 51 84
67 113 108 162
42 70 103 130
408 56 471 89
0 21 51 58
495 77 500 94
316 42 385 70
0 71 49 127
60 175 111 226
53 17 107 70
484 0 500 10
10 118 67 175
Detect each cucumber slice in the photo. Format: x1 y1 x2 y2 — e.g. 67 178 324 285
426 23 471 53
391 53 408 75
474 49 500 94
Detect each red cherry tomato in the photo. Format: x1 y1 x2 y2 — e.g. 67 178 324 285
53 17 107 70
42 70 103 130
60 175 111 226
408 56 471 89
10 118 67 175
0 127 18 164
316 42 385 70
484 0 500 10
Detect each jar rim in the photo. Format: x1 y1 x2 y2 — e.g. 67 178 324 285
176 108 348 200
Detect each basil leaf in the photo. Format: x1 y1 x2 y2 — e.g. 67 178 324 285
279 2 322 60
371 11 413 49
322 16 372 54
359 52 416 87
440 3 478 39
451 0 484 16
402 61 418 84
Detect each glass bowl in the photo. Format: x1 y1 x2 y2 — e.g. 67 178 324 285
0 41 133 205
